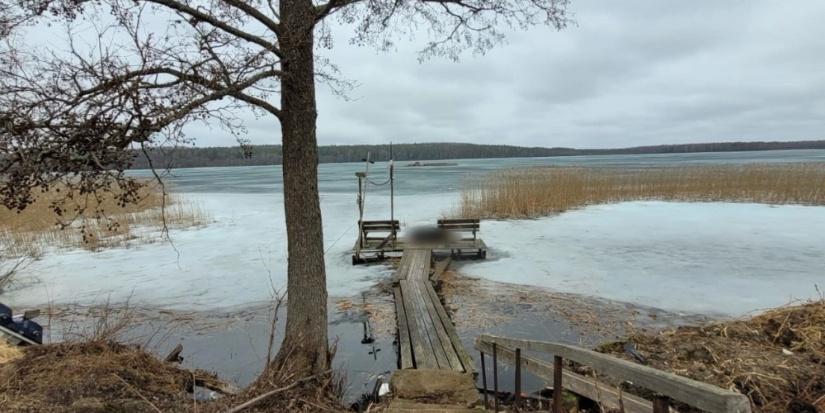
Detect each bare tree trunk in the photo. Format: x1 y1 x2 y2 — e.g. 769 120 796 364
275 0 330 374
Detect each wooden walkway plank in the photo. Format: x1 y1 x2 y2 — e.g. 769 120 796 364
409 280 451 369
424 281 475 374
393 254 410 284
406 249 432 282
394 251 409 283
393 286 414 369
399 280 437 369
430 257 451 282
418 280 464 371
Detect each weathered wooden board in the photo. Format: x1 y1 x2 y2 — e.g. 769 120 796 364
430 257 451 282
475 339 652 413
393 286 414 369
399 281 431 369
400 280 438 369
408 280 451 369
405 249 432 282
478 335 751 413
417 281 463 371
424 282 474 374
393 251 415 284
437 218 480 225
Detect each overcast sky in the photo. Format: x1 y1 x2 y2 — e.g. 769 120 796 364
280 0 825 149
25 1 825 149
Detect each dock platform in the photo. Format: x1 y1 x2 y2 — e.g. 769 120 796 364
352 219 487 264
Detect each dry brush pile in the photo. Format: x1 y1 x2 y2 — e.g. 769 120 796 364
453 163 825 219
0 304 348 413
597 299 825 413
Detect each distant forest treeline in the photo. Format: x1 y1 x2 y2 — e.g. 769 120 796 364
130 140 825 169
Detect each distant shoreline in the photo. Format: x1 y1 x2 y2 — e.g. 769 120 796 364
405 161 459 167
129 141 825 170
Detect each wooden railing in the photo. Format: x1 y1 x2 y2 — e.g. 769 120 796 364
474 335 751 413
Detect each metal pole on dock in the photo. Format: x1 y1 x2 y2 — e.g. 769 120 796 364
493 343 499 412
480 351 488 409
357 153 371 253
390 143 395 248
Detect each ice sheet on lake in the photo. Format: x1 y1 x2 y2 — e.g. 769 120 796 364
5 195 824 318
459 201 825 317
3 191 451 310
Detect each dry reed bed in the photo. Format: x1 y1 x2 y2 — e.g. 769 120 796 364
0 181 211 258
453 163 825 219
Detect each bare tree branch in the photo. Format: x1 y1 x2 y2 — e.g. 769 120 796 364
147 0 284 58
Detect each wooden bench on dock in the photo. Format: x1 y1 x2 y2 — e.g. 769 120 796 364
437 218 480 241
392 249 474 373
437 218 485 258
358 220 400 249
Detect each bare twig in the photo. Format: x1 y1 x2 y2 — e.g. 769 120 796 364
223 369 333 413
115 374 163 413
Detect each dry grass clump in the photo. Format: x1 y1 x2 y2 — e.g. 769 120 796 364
0 341 221 412
453 163 825 219
0 180 211 257
0 341 23 364
598 300 825 413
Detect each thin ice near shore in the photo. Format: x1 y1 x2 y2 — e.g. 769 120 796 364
4 196 824 319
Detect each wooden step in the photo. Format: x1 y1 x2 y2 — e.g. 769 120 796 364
386 400 478 412
390 370 479 405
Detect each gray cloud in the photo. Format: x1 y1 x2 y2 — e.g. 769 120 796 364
171 1 825 147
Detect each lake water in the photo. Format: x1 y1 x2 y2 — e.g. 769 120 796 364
134 148 825 196
5 149 825 316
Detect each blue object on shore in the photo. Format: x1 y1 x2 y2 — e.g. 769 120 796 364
6 320 43 344
0 302 44 344
0 303 12 326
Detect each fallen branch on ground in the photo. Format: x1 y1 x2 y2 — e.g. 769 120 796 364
224 369 333 413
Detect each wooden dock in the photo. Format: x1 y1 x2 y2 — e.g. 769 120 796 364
392 249 474 373
350 215 484 409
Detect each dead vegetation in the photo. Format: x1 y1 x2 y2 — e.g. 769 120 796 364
0 341 23 364
596 299 825 413
0 258 30 294
0 180 211 258
0 341 212 411
0 302 349 413
438 270 692 339
452 163 825 219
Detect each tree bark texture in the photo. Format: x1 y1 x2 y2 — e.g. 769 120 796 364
277 0 330 373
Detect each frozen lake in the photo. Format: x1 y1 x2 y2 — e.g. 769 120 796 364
4 149 825 317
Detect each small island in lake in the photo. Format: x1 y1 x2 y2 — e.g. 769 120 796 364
406 161 459 167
